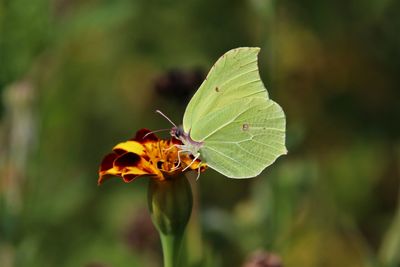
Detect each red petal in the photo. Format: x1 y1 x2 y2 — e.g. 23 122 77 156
113 148 126 155
99 153 118 172
114 152 141 169
132 128 159 142
171 138 182 145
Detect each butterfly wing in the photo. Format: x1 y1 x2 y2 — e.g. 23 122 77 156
182 47 286 178
198 97 287 178
183 47 268 134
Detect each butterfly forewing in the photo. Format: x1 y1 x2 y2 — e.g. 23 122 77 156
183 47 268 133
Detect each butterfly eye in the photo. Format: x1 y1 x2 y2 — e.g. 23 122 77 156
172 127 184 138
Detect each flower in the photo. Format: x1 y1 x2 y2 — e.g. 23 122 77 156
98 129 206 185
98 128 206 267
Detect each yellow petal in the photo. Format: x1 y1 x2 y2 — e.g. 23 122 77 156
113 141 145 155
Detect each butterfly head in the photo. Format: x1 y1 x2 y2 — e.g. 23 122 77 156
170 125 185 139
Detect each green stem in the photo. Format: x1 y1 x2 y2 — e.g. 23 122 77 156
160 233 182 267
147 174 193 267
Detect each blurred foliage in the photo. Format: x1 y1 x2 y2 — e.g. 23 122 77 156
1 0 400 266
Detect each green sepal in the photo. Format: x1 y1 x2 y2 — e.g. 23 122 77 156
148 175 193 267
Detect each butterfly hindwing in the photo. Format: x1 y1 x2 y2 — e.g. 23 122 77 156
198 97 286 178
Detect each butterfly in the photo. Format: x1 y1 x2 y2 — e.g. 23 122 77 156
162 47 287 178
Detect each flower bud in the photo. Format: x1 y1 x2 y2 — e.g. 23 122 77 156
148 174 193 236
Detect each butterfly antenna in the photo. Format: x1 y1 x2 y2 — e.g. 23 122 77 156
156 110 177 127
142 128 170 139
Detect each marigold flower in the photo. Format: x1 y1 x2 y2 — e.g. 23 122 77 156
98 129 206 185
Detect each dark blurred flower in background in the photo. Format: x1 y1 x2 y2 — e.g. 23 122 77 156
154 68 205 103
122 208 159 254
242 250 282 267
84 262 110 267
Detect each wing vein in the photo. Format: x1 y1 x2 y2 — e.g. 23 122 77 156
207 138 285 147
218 68 258 89
236 143 272 161
248 139 285 151
200 104 255 141
238 59 257 69
206 146 255 172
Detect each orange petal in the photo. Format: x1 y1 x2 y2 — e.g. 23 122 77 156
121 170 157 183
115 152 164 182
98 152 121 185
113 141 145 155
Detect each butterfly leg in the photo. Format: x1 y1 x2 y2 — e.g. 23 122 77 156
172 150 183 170
172 149 189 170
163 144 179 151
182 153 200 172
195 165 201 180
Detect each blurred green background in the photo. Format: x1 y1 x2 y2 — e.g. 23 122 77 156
1 0 400 266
